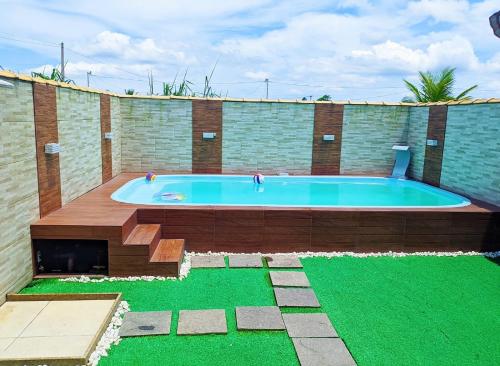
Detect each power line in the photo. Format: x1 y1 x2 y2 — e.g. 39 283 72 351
0 34 59 48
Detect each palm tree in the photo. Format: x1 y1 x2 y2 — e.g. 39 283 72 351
402 67 477 102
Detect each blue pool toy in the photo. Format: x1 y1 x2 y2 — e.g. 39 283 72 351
146 171 157 182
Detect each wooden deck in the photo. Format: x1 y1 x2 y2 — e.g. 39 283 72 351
31 173 500 277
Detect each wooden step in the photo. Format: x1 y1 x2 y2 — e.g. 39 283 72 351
150 239 185 264
124 224 161 246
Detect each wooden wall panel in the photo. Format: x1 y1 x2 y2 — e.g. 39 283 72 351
100 94 112 183
192 100 222 173
423 105 448 186
33 83 62 217
311 104 344 175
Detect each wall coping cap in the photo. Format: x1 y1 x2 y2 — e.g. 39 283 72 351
1 70 498 106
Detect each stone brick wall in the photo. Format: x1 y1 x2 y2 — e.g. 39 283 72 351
340 105 410 175
441 104 500 205
57 88 102 204
111 96 122 177
2 73 500 308
407 107 429 180
0 80 40 304
120 98 192 172
222 102 315 174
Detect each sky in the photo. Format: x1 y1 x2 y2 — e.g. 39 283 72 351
0 0 499 101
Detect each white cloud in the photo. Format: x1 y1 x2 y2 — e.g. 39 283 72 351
2 0 499 100
407 0 470 23
351 37 480 72
78 31 196 64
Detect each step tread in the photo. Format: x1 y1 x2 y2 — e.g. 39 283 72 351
150 239 185 263
124 224 161 246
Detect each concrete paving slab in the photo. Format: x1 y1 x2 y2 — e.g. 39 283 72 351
1 335 93 359
274 288 320 308
0 297 118 365
292 338 357 366
266 255 303 268
270 271 310 287
191 255 226 268
283 313 338 338
236 306 285 330
228 255 263 268
0 338 14 352
0 301 49 337
119 311 172 337
21 300 116 337
177 309 227 335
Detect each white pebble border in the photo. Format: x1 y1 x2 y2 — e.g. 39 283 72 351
87 300 130 366
60 252 193 283
59 250 499 284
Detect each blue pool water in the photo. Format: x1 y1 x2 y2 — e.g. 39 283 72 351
111 175 470 208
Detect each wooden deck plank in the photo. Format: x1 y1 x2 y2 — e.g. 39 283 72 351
29 173 499 264
124 224 161 246
150 239 185 263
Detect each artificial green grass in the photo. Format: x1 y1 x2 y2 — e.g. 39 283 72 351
20 256 500 366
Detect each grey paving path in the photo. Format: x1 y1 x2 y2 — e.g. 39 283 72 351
177 309 227 335
270 271 310 287
265 255 303 268
292 338 357 366
274 288 320 308
228 255 263 268
283 313 338 338
236 306 285 330
119 311 171 337
191 255 226 268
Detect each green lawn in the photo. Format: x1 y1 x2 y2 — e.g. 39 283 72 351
21 256 500 366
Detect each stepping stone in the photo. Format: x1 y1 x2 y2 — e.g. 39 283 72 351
270 271 310 287
274 288 320 308
177 309 227 335
119 311 171 337
191 255 226 268
235 306 285 330
266 255 303 268
283 313 338 338
292 338 357 366
228 255 263 268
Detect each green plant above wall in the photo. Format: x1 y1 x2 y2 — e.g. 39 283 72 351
402 67 477 103
31 64 74 84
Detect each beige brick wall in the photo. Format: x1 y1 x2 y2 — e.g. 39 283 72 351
0 80 39 304
407 107 429 180
111 96 122 177
57 88 103 204
340 105 410 175
120 99 192 172
222 102 315 174
441 104 500 205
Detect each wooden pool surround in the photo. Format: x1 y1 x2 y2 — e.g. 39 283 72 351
30 173 500 277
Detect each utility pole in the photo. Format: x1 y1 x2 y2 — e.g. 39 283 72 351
148 70 154 95
60 42 65 79
87 71 92 87
264 78 269 99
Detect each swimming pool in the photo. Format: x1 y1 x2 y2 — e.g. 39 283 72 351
111 175 470 208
